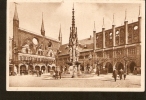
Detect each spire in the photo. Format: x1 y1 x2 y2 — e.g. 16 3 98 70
72 3 75 28
13 3 19 21
125 9 127 21
41 12 45 36
112 13 115 25
102 17 105 28
93 21 96 31
59 24 62 37
138 5 141 17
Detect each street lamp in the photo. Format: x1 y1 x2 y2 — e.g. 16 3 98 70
123 56 129 74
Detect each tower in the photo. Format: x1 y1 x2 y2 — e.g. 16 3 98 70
58 24 62 45
13 3 19 47
68 4 79 64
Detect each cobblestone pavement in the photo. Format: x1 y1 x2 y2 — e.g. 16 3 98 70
9 73 141 88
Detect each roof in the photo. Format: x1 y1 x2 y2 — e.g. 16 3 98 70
59 37 94 56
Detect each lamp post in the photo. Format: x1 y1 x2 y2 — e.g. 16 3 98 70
123 56 129 75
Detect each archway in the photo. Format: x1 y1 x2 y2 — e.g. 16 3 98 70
105 62 113 73
35 66 40 71
47 66 51 72
52 66 55 71
129 61 136 73
41 66 46 72
20 65 26 75
28 65 33 74
116 62 124 71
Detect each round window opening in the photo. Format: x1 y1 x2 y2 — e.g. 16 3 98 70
32 38 38 45
134 26 138 30
116 31 119 35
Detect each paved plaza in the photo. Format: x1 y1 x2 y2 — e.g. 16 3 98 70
9 73 141 88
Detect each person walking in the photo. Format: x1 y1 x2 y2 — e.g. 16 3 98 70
123 72 127 80
59 71 62 79
113 68 118 82
119 69 123 80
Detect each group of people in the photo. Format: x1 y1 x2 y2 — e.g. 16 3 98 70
113 68 127 82
53 70 62 79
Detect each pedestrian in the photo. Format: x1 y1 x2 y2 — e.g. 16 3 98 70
55 70 59 79
37 70 39 77
39 70 42 77
123 73 126 80
97 69 100 76
59 71 62 79
119 69 123 80
113 68 118 82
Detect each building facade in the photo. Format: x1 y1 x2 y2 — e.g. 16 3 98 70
10 4 142 75
58 6 141 74
11 5 61 75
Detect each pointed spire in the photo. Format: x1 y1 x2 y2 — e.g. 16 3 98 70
59 24 62 37
13 3 19 20
93 21 96 31
73 3 74 10
112 13 115 25
102 17 105 28
41 12 45 36
138 5 141 17
125 9 127 21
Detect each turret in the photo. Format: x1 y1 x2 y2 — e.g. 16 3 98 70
102 18 105 48
112 14 115 46
138 5 141 42
58 24 62 45
41 13 45 36
93 21 96 50
124 9 128 44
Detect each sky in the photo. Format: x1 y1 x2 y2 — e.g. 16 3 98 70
8 1 144 44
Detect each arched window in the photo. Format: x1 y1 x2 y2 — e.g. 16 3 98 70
109 32 112 39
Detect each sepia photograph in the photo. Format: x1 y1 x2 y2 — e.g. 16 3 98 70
7 0 145 91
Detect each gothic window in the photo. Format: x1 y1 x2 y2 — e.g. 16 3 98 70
48 41 52 47
128 26 132 44
133 25 139 43
109 33 112 39
120 28 125 45
96 33 103 48
115 30 119 46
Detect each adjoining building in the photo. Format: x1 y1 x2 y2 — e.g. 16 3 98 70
58 6 141 75
10 5 61 75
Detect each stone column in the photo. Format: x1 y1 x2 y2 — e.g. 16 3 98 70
138 16 141 43
102 28 105 49
18 64 20 75
112 25 115 46
124 21 128 45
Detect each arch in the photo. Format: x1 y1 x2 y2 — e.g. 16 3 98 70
128 61 136 73
41 66 46 72
52 66 55 71
35 66 40 71
47 66 51 72
20 65 27 75
115 62 124 71
105 62 113 73
20 65 26 71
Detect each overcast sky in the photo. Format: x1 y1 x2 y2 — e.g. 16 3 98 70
8 1 143 44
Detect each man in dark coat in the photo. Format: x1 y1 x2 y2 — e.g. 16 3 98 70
59 71 62 79
119 69 123 80
123 72 126 80
113 69 118 82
